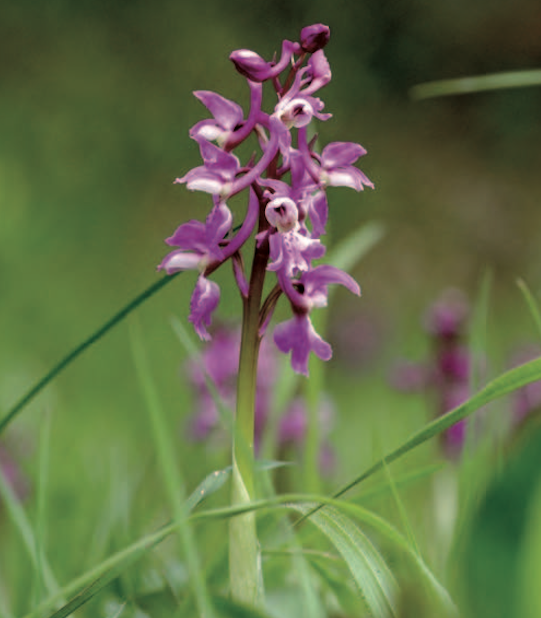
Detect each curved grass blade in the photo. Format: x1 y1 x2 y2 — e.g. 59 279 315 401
304 220 385 492
291 504 399 618
354 463 443 505
0 273 179 435
22 466 230 618
193 495 457 617
517 278 541 342
326 221 385 274
32 408 53 606
193 496 456 615
327 355 541 504
211 595 275 618
26 491 453 618
411 69 541 100
0 464 62 604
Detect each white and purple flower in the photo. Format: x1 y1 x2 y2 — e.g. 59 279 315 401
159 24 373 375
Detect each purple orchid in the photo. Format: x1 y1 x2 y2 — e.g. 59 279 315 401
159 24 373 375
189 91 245 146
390 289 472 458
159 203 232 274
299 24 331 53
274 315 332 376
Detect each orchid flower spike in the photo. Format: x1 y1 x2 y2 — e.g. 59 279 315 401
159 24 374 375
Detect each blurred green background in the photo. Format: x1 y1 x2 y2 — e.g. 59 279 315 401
1 0 541 589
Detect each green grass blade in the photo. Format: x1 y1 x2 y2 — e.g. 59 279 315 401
32 408 53 606
381 459 420 555
197 497 456 617
130 317 214 618
22 466 230 618
0 273 179 435
517 278 541 342
328 355 541 503
469 269 492 392
303 220 385 492
0 577 15 618
411 69 541 100
211 595 275 617
326 221 385 274
308 557 364 617
0 460 61 606
291 504 399 618
355 463 443 504
518 475 541 618
194 495 457 616
23 490 454 618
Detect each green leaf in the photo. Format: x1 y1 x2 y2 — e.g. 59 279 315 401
290 504 399 618
459 422 541 618
212 595 275 618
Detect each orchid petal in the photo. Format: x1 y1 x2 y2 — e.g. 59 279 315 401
189 276 220 341
274 314 332 376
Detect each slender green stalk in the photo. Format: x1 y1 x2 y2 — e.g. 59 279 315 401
32 408 53 606
229 238 268 607
303 357 322 495
0 461 62 606
0 273 179 435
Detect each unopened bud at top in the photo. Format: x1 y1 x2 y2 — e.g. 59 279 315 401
229 49 270 82
300 24 330 53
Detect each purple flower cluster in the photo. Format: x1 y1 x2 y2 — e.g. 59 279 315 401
159 24 372 375
391 289 471 457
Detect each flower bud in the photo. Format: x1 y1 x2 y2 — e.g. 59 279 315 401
300 24 330 53
229 49 271 82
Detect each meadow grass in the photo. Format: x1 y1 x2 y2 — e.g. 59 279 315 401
2 235 541 618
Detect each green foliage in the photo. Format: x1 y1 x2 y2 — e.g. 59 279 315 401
3 3 541 616
291 504 399 617
459 421 541 618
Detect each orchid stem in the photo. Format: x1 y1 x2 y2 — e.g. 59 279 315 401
229 223 269 608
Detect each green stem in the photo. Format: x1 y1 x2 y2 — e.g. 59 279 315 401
229 236 268 607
